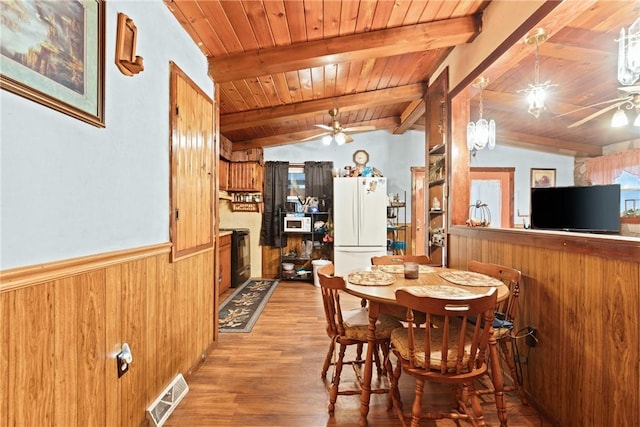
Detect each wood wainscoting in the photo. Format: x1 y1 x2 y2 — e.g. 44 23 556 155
448 227 640 427
0 243 216 426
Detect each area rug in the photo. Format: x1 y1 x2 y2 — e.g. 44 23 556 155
218 279 279 333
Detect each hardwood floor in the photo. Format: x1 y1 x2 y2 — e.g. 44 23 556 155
165 281 554 427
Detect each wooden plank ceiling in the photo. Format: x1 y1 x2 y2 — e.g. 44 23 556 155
165 0 640 157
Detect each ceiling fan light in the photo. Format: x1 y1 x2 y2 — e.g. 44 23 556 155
335 133 346 145
611 109 629 127
322 135 332 146
633 113 640 127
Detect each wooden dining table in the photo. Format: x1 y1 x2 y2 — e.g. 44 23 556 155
344 265 510 427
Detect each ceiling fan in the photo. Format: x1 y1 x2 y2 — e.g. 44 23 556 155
556 85 640 128
301 107 376 144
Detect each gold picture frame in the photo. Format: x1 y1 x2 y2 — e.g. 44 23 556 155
0 0 105 127
531 168 556 188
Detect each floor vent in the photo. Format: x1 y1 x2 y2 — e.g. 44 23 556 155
146 373 189 427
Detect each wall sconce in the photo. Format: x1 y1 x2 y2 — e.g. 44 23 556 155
617 17 640 86
115 13 144 76
519 28 557 118
466 76 496 154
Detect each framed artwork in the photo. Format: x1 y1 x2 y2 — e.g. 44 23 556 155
0 0 105 127
531 168 556 188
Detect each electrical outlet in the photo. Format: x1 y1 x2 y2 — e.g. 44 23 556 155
117 343 133 378
526 326 538 347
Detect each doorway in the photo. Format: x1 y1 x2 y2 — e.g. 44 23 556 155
470 168 514 228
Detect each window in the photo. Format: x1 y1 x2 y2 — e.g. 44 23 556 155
288 166 305 198
286 166 305 212
586 149 640 217
615 171 640 215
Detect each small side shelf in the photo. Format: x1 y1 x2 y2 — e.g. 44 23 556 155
428 179 445 187
387 191 407 255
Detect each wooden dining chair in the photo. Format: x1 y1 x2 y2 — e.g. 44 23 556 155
468 260 527 405
388 287 498 427
371 254 431 265
317 263 401 414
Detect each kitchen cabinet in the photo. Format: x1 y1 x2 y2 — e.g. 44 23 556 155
228 161 263 192
219 159 229 191
219 232 232 294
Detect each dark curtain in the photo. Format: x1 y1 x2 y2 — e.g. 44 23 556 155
260 161 289 247
304 161 334 212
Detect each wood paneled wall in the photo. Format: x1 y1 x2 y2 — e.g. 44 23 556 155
0 244 215 426
448 227 640 426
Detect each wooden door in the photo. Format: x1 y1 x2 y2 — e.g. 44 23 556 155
470 168 514 228
411 167 426 255
169 62 215 261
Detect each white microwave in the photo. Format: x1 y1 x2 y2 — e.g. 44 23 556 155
284 216 311 232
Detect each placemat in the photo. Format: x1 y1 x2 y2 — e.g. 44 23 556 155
347 270 395 286
439 271 504 287
377 264 436 274
401 284 495 299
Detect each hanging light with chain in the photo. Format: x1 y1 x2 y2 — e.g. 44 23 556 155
466 76 496 154
519 28 557 119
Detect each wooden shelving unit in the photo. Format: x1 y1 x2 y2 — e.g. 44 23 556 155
279 211 332 281
425 71 449 266
387 192 407 255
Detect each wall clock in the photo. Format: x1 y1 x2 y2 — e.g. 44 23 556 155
353 150 369 167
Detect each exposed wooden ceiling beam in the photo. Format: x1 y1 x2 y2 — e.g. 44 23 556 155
208 15 482 82
220 83 424 131
393 99 425 134
230 117 399 150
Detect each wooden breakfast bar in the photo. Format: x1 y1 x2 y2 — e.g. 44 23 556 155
344 265 510 427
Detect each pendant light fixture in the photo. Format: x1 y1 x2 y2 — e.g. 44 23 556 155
466 76 496 154
519 28 557 119
617 17 640 86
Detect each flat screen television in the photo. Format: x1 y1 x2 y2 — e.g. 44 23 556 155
530 184 621 234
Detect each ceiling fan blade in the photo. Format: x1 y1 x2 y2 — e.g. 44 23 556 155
567 101 627 128
341 125 376 133
299 131 331 142
555 96 632 119
343 133 354 143
314 124 334 131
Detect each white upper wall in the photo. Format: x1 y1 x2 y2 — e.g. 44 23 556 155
264 130 426 222
470 145 575 227
0 2 211 269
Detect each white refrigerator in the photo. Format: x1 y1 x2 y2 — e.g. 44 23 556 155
333 177 388 276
